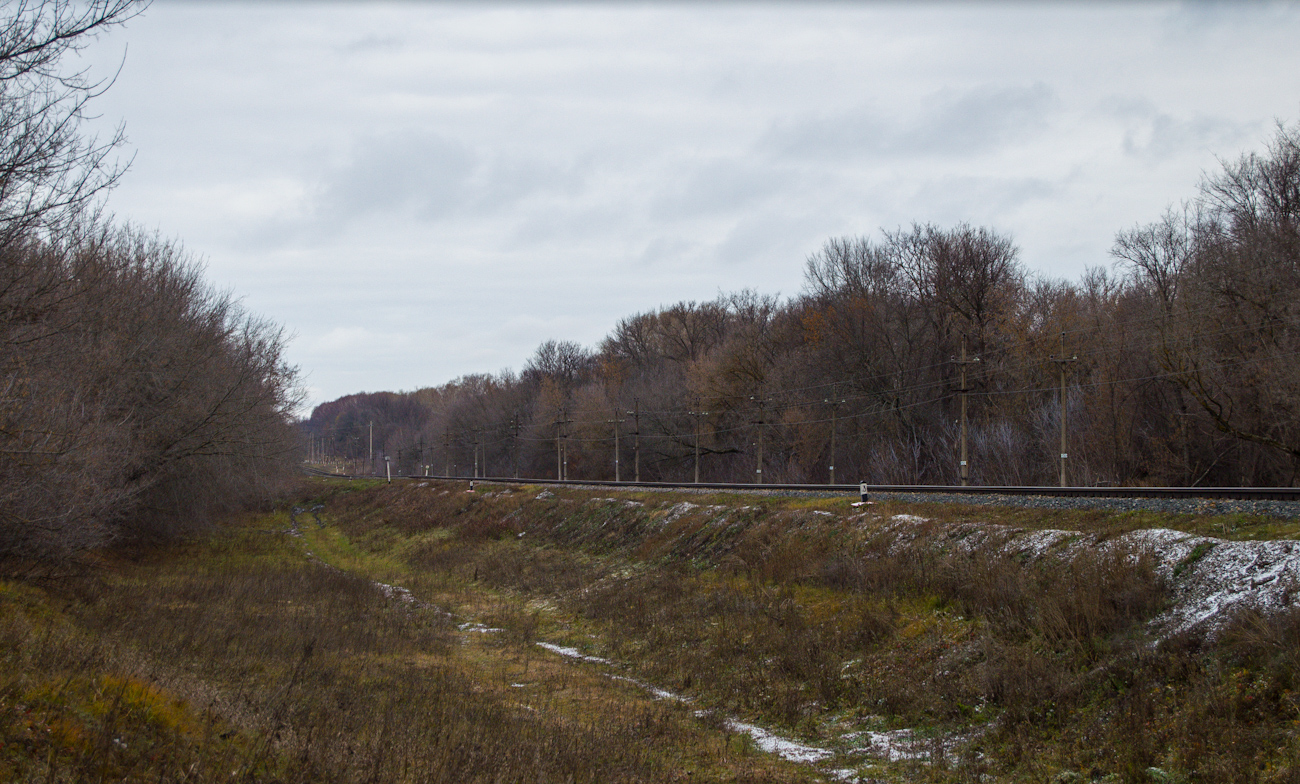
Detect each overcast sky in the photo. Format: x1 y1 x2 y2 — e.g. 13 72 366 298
78 1 1300 411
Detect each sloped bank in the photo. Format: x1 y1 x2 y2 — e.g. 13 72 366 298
316 478 1300 783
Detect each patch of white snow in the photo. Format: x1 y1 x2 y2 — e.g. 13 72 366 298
723 720 834 764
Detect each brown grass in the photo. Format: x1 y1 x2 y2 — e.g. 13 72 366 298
1 515 813 782
7 477 1300 783
309 478 1300 782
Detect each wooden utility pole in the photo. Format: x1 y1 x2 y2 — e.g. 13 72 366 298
824 395 845 485
368 420 373 474
628 398 641 482
750 396 767 484
688 400 708 484
955 338 981 487
606 412 625 482
1049 331 1077 488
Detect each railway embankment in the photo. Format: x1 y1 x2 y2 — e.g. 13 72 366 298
305 477 1300 782
7 477 1299 782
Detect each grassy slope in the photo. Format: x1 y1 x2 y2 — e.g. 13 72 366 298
0 493 809 783
3 478 1300 783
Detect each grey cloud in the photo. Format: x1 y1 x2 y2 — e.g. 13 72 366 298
319 131 477 223
307 134 589 241
1098 97 1256 161
338 33 405 55
474 156 588 213
506 201 626 248
639 236 696 267
760 83 1057 160
713 211 825 270
1165 2 1300 36
649 158 797 220
901 175 1061 224
1123 115 1252 161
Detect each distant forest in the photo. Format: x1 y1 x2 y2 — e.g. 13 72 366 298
305 123 1300 488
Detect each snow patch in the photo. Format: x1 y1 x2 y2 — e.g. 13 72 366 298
536 642 686 701
1007 528 1075 559
879 514 1300 638
1116 528 1300 638
890 513 928 523
536 642 613 666
723 720 834 764
375 582 419 605
655 501 699 528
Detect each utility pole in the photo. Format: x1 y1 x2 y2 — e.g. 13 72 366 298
824 395 845 485
606 412 625 482
562 408 570 481
443 430 451 477
512 412 520 479
1050 331 1077 488
955 337 981 487
473 428 480 479
628 398 641 483
750 396 767 484
554 408 572 481
688 400 708 484
368 420 373 475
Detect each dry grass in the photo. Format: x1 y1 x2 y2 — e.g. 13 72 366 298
6 478 1300 782
311 478 1300 783
1 511 813 783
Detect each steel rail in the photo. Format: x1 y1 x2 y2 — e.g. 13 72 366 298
341 472 1300 502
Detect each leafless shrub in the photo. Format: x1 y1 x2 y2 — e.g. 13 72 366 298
1 226 302 568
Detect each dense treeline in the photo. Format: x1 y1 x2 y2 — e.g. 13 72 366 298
0 1 302 567
309 123 1300 489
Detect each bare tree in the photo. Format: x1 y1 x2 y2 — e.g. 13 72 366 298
0 0 145 244
1 224 302 566
1115 123 1300 481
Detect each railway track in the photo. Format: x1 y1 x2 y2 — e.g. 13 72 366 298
304 467 1300 502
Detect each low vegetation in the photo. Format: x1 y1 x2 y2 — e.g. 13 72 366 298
9 478 1295 782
